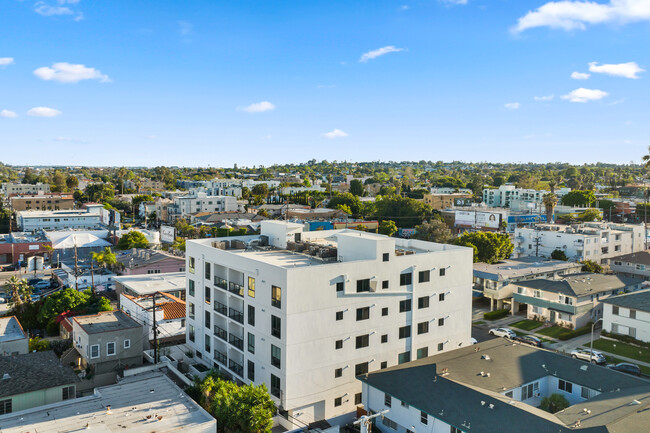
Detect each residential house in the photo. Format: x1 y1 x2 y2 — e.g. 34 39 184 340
185 220 473 429
70 311 143 376
602 289 650 342
0 316 28 356
0 351 79 415
511 273 643 328
473 257 582 311
115 248 186 276
359 338 650 433
120 291 186 347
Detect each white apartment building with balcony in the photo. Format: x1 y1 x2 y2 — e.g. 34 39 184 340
483 185 571 211
167 192 239 222
184 221 473 429
513 222 646 264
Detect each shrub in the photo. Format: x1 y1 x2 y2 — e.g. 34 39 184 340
558 322 593 341
540 394 570 413
484 309 510 320
601 330 650 349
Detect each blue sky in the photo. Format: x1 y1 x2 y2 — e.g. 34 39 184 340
1 0 649 167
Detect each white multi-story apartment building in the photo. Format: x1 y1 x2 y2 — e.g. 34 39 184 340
514 222 646 264
16 204 120 231
2 182 51 196
483 185 571 211
602 289 650 342
167 192 239 222
185 221 473 429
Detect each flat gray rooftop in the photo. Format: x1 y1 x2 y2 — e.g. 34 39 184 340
73 311 141 334
0 316 27 342
0 372 216 433
115 272 186 295
474 258 581 281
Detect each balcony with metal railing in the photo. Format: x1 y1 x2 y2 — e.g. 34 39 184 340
214 277 228 290
229 282 244 297
229 333 244 350
214 301 228 316
228 307 244 324
229 359 243 377
214 325 227 342
214 349 227 366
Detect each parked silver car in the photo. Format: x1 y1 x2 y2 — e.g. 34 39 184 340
488 327 517 339
570 348 606 365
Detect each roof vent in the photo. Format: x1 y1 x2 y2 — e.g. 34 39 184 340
631 400 642 405
482 355 491 360
1 373 10 380
488 404 494 410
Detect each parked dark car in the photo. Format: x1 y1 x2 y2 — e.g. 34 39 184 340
0 264 18 272
608 363 642 377
514 335 543 347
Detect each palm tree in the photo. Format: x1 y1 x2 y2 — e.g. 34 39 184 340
91 247 117 295
3 276 32 306
642 145 650 168
543 193 558 224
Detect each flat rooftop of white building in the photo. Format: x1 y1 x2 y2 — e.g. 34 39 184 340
474 257 581 281
16 209 99 218
0 372 216 433
0 316 27 342
115 272 186 295
192 222 465 268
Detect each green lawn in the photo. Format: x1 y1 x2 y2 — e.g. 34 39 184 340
536 326 568 339
510 320 544 331
590 339 650 364
473 320 486 325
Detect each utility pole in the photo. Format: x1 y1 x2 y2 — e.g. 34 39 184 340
74 241 79 291
152 293 158 364
533 217 542 257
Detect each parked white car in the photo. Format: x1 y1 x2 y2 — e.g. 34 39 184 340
489 327 517 339
570 349 606 365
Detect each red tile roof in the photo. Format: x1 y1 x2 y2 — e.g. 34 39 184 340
160 302 186 320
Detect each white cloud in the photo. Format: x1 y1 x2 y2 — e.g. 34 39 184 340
589 61 644 78
513 0 650 33
534 94 555 101
504 102 521 110
0 110 18 119
35 2 73 16
439 0 468 5
359 46 404 63
561 88 608 103
317 84 336 89
54 136 84 143
0 58 14 66
400 5 410 11
178 21 193 35
571 71 591 80
322 129 348 139
27 107 62 117
238 101 275 113
33 62 110 83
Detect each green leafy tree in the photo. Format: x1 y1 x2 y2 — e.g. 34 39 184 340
327 193 363 215
0 207 11 234
542 193 558 223
561 190 595 207
349 179 364 196
29 337 51 352
116 231 150 250
579 208 602 222
540 394 570 414
85 183 116 202
65 175 79 191
581 260 604 273
37 288 90 329
414 220 453 244
369 196 432 228
551 249 568 261
454 232 513 264
378 220 398 236
3 276 32 306
188 372 275 433
251 183 269 197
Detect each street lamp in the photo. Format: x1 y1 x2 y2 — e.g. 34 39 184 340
590 317 604 358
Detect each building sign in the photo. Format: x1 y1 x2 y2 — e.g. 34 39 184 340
454 198 472 206
161 226 176 243
455 211 502 229
507 214 548 224
28 244 40 250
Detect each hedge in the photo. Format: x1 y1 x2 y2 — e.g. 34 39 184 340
601 330 650 349
557 322 593 341
484 309 510 320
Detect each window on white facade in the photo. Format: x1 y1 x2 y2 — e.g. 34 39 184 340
106 342 116 356
124 339 131 349
90 344 100 359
